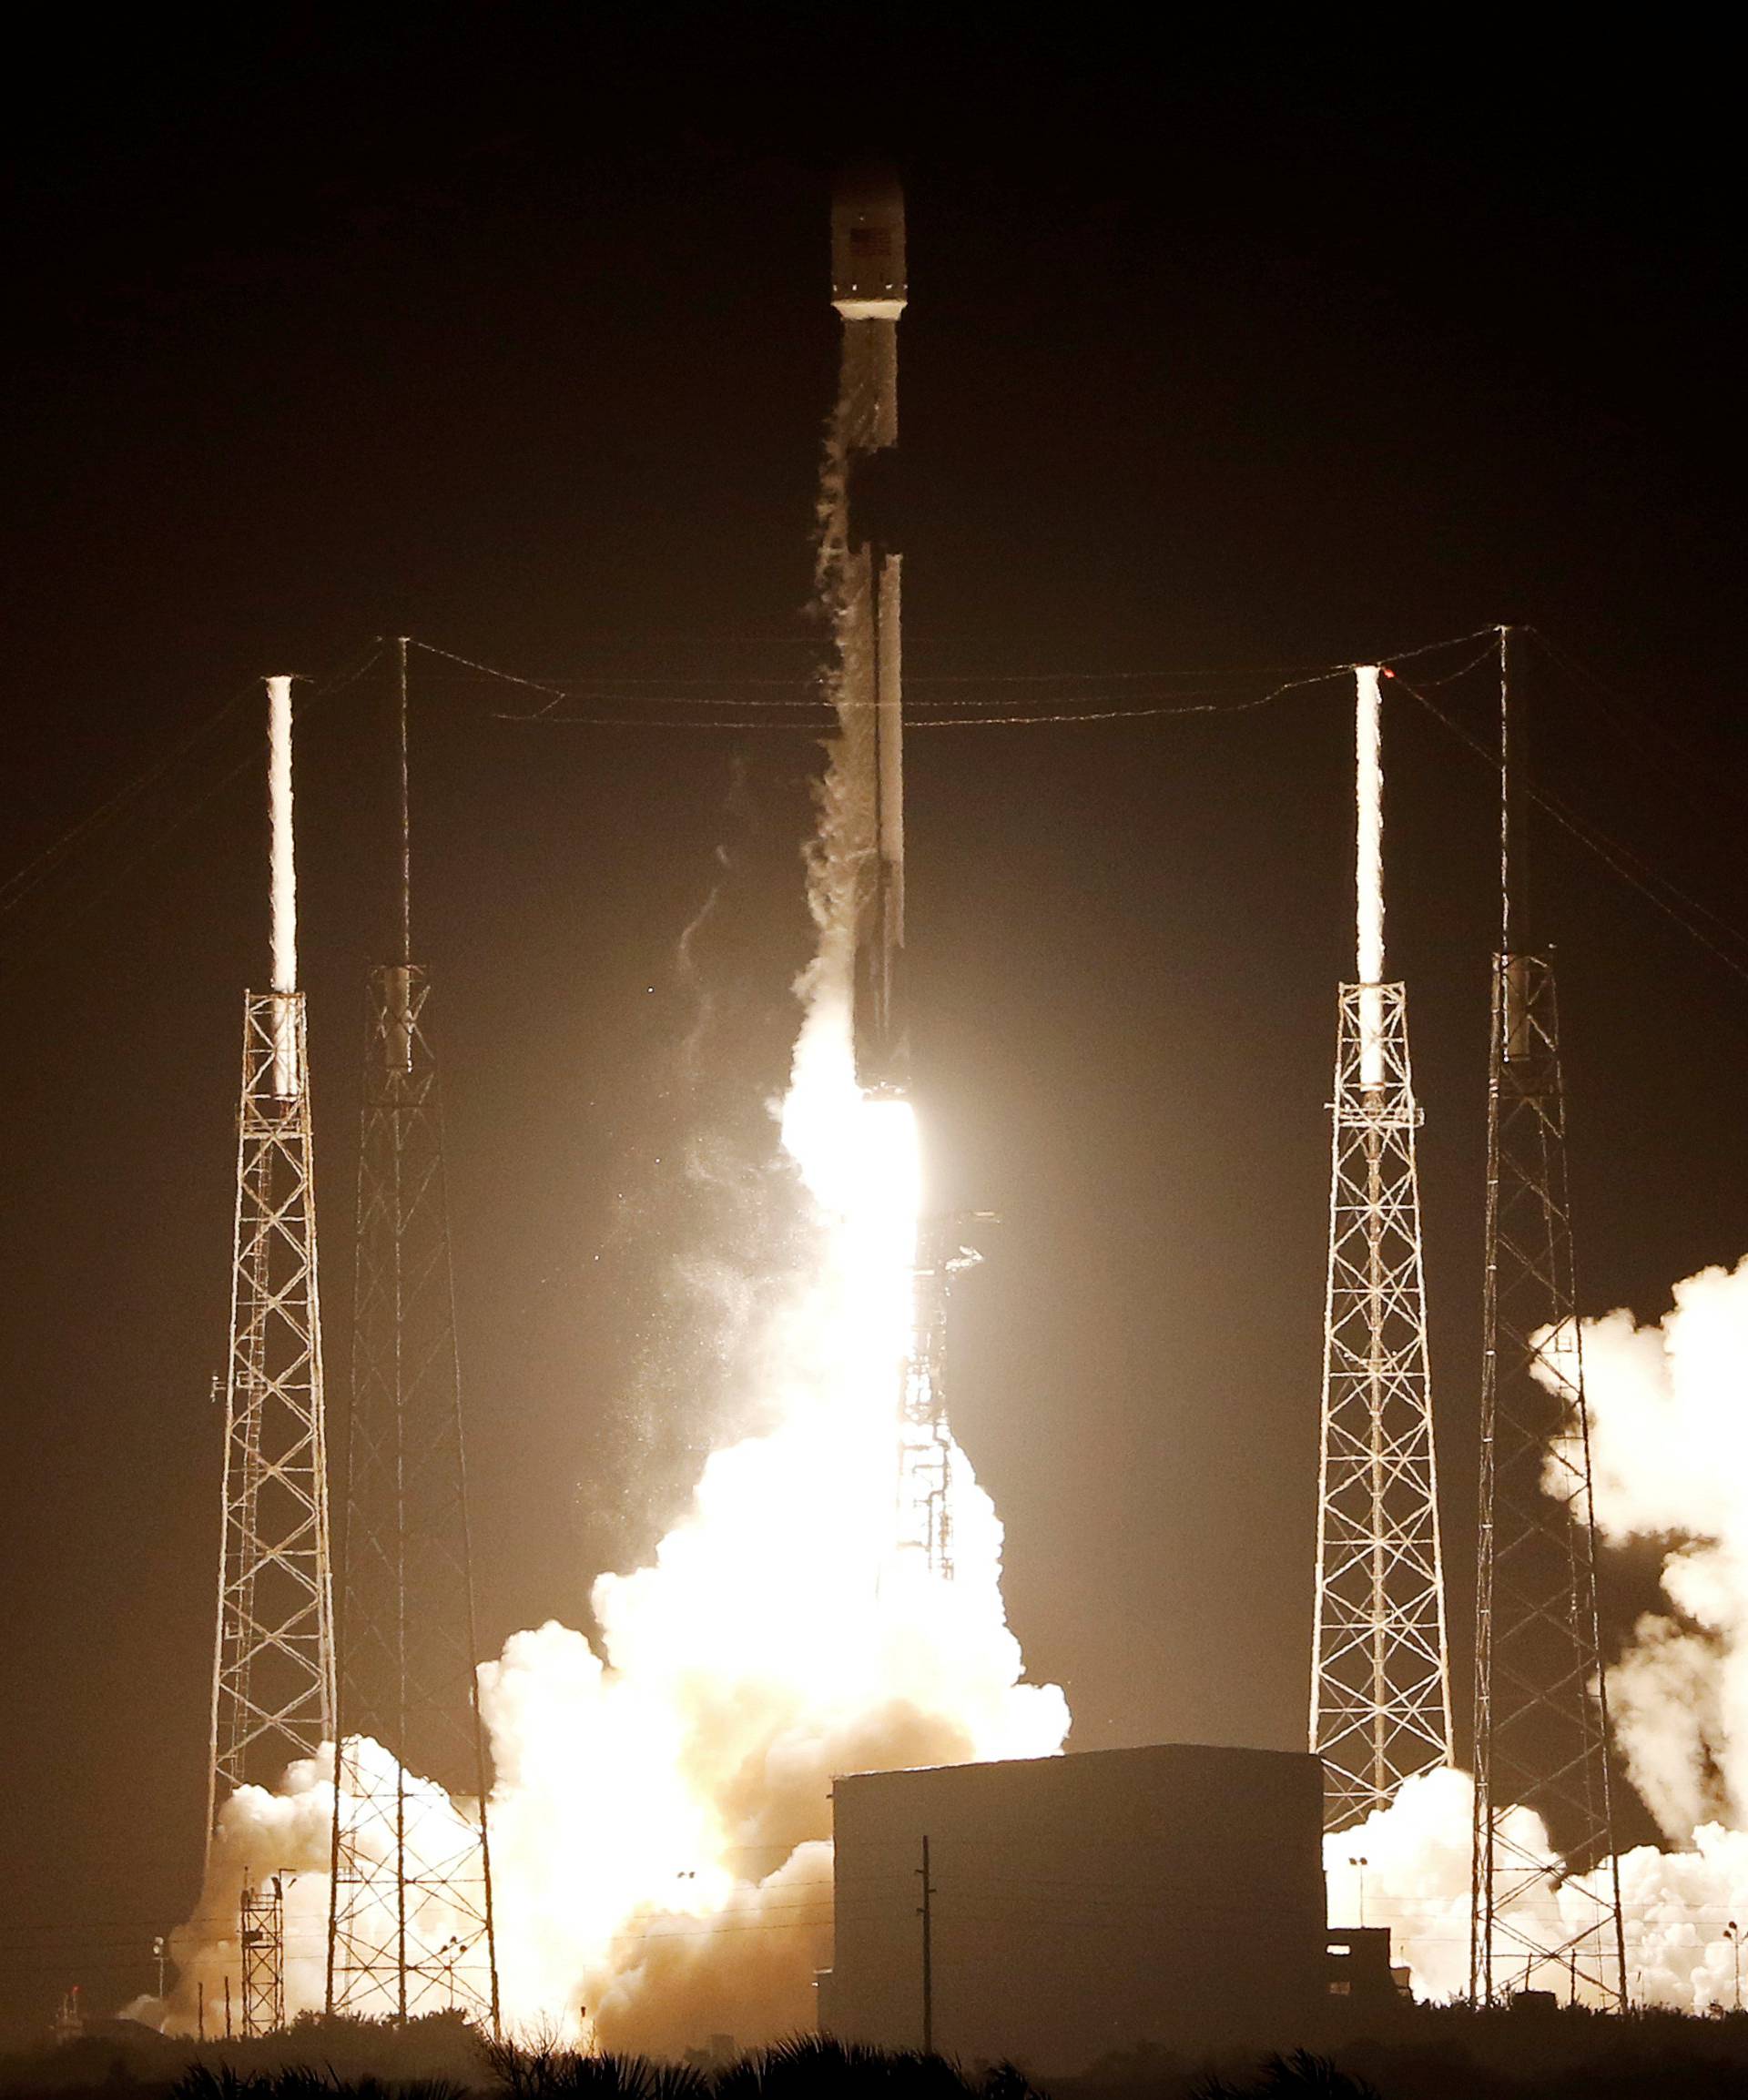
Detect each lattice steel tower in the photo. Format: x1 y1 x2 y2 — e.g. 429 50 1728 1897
1310 666 1454 1831
326 640 499 2029
208 675 336 1849
897 1219 993 1580
239 1874 287 2036
1470 629 1625 2005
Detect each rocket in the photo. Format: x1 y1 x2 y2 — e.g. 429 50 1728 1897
831 171 908 1095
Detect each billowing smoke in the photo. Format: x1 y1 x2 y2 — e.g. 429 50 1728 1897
1327 1253 1748 2013
154 379 1066 2049
1553 1256 1748 1841
157 802 1066 2048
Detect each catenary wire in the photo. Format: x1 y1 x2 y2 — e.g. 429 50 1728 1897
1390 669 1748 989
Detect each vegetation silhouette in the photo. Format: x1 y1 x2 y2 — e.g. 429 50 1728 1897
1191 2054 1378 2100
17 2004 1748 2100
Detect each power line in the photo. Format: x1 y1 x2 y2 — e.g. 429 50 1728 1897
0 642 386 969
1390 669 1748 990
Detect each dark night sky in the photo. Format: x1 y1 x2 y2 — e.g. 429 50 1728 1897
2 13 1743 2033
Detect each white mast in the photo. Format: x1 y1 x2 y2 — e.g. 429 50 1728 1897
266 675 299 1097
1356 664 1386 1092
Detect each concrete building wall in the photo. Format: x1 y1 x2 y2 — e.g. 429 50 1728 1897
819 1742 1326 2075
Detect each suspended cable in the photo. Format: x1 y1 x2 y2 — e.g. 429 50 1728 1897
0 641 386 967
1392 669 1748 990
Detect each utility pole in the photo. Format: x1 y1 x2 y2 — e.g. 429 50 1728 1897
1309 667 1453 1831
327 641 499 2030
1469 629 1625 2009
916 1835 935 2054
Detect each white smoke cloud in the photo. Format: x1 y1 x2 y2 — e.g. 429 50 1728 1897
1556 1257 1748 1841
1323 1254 1748 2015
164 1751 335 2032
158 964 1066 2048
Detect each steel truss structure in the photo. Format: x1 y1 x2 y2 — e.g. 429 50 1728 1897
1310 981 1454 1830
239 1873 287 2037
1469 956 1626 2004
897 1221 989 1579
208 991 336 1842
327 962 499 2028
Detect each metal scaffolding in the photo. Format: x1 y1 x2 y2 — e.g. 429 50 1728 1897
208 984 336 1840
897 1220 989 1579
239 1874 287 2037
1470 632 1625 2005
327 644 498 2029
1311 984 1454 1825
1311 667 1452 1832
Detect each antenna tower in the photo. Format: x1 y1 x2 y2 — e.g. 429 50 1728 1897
1469 629 1626 2004
1310 666 1454 1831
327 640 500 2029
208 677 336 1853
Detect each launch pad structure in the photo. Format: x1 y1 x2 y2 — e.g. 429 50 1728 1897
1469 630 1626 2005
1310 667 1454 1831
208 676 337 1845
239 1874 287 2036
327 640 499 2029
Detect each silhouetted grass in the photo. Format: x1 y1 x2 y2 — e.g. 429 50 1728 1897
1192 2054 1378 2100
12 2002 1748 2100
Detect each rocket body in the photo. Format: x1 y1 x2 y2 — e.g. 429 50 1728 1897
831 173 909 1094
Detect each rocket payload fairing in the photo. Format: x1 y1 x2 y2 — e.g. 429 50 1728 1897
831 172 908 1095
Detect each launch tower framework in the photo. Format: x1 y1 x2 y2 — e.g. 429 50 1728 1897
898 1221 990 1579
1310 985 1454 1823
327 643 499 2030
1470 633 1625 2005
1310 668 1454 1831
208 683 336 1851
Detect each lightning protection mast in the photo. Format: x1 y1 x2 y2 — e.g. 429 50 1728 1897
1310 665 1454 1832
1469 627 1626 2006
327 639 499 2030
208 676 336 1866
